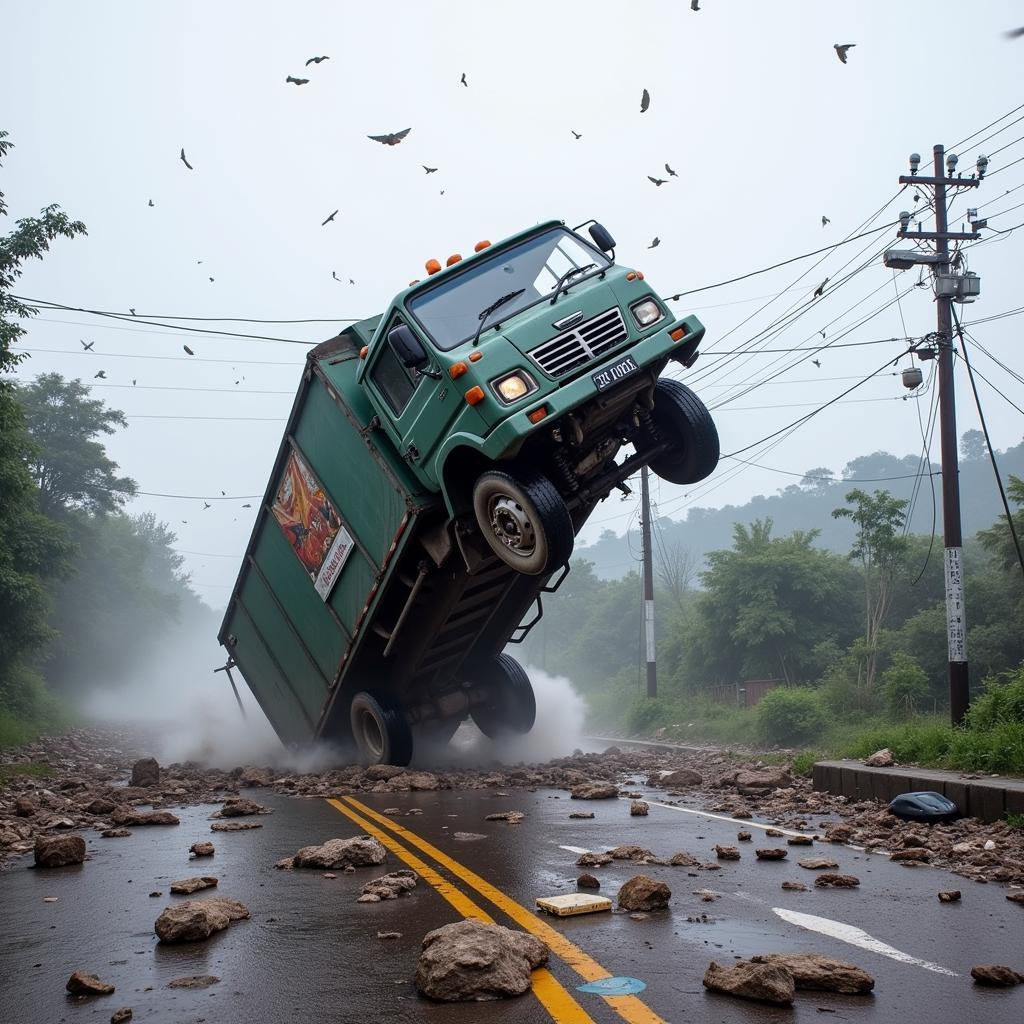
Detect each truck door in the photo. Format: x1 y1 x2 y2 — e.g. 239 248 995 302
365 314 457 480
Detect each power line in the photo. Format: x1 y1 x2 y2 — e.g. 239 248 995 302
949 101 1024 153
14 346 302 366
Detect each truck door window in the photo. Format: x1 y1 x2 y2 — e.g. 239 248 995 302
370 339 417 415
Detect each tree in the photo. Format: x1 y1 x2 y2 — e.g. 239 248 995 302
655 537 696 610
832 488 909 690
960 429 986 462
17 373 136 516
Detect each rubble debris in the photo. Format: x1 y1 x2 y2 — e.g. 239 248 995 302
110 809 179 827
609 844 659 862
751 953 874 994
669 851 700 867
190 841 215 857
14 796 36 817
864 748 895 767
892 848 931 864
814 873 860 888
577 851 612 867
799 857 838 870
85 797 116 815
703 959 795 1004
630 801 649 816
110 1008 132 1023
385 770 440 791
170 876 218 895
214 797 270 817
781 881 808 891
484 811 524 824
210 820 262 832
415 920 547 1001
377 931 403 940
617 875 671 911
537 893 611 916
382 808 401 816
734 769 792 795
693 889 720 902
970 964 1024 986
148 891 162 898
452 832 487 841
101 829 131 838
569 811 594 819
130 757 160 788
657 767 703 788
358 869 418 902
715 845 741 860
755 848 788 861
787 835 814 846
34 834 86 868
570 782 619 800
154 897 250 943
1006 891 1024 905
292 836 387 869
765 828 784 837
938 890 962 903
577 873 600 889
66 970 115 996
239 766 273 786
167 975 220 989
737 831 752 842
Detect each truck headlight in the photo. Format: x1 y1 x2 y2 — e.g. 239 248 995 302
492 371 536 404
631 298 663 327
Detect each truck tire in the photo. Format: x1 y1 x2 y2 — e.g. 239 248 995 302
472 469 573 576
350 690 413 766
647 378 720 485
470 653 536 738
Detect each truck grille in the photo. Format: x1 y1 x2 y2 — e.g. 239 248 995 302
528 306 628 378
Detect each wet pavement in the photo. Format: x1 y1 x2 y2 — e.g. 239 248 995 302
2 782 1023 1023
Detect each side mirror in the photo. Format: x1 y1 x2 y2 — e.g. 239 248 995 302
388 324 428 370
589 223 616 253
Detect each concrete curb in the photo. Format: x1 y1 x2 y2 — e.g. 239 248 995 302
813 759 1024 823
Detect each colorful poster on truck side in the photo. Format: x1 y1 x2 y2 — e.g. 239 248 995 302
271 449 353 600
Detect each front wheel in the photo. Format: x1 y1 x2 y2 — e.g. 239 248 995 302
470 654 536 739
472 469 573 576
647 379 720 485
350 690 413 766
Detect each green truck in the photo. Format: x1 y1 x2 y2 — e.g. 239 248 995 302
218 219 719 764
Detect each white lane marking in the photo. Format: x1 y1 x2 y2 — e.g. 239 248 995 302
558 845 592 855
640 799 812 839
772 907 958 976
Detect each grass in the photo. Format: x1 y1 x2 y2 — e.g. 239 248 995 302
1007 813 1024 830
0 761 54 787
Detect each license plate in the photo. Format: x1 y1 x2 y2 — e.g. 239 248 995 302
592 355 639 392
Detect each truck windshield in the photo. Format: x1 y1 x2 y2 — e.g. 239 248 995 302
408 228 609 351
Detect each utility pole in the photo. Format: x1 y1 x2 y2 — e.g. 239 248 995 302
888 144 987 723
640 466 657 698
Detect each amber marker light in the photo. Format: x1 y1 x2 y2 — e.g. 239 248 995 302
469 351 483 362
446 253 462 266
464 386 485 405
474 240 491 252
527 406 548 424
670 326 687 342
625 271 637 281
425 258 442 275
359 345 368 359
449 361 468 379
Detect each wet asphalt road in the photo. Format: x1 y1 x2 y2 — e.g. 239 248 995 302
2 780 1023 1024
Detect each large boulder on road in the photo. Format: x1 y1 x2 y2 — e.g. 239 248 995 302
617 875 671 911
66 970 115 995
415 920 548 1001
110 809 179 827
292 836 386 869
703 959 795 1004
154 897 249 943
34 833 86 867
130 757 161 788
750 954 874 994
654 768 703 789
570 782 619 800
733 769 792 795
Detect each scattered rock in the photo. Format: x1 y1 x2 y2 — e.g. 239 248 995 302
799 857 838 870
149 891 162 898
190 841 215 857
364 764 405 782
210 820 262 832
669 851 700 867
577 873 600 889
110 1008 132 1023
292 836 387 869
484 811 524 824
569 812 594 819
694 888 720 902
67 970 115 996
101 829 131 838
383 807 401 816
415 919 548 1001
737 831 752 842
815 873 860 888
14 796 36 817
765 828 784 837
239 766 273 786
703 959 795 1005
377 931 403 940
1006 890 1024 905
891 848 931 863
781 881 808 891
970 964 1024 986
715 845 741 860
609 844 658 862
751 954 874 994
617 875 671 911
34 833 86 868
167 975 220 989
630 801 649 817
734 769 792 795
110 809 179 827
864 748 895 768
659 767 703 788
170 876 218 895
385 770 440 791
274 857 294 870
130 757 160 788
938 890 962 903
86 797 117 815
215 798 270 817
755 848 787 861
787 835 814 846
570 782 619 800
452 832 487 841
358 869 418 902
577 851 612 867
154 897 249 943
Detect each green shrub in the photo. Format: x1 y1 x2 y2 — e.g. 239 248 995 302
0 662 67 749
882 653 930 719
966 664 1024 731
756 687 827 746
790 750 819 777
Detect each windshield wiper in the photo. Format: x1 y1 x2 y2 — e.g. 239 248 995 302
472 289 526 347
549 263 596 305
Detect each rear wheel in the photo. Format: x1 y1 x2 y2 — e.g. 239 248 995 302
647 379 720 484
472 469 573 576
470 654 536 739
350 690 413 766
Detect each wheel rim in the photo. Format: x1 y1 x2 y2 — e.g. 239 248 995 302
488 494 536 555
355 708 385 759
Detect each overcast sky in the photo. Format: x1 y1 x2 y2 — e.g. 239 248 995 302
5 1 1024 609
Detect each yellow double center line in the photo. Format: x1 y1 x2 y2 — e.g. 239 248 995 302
327 796 665 1024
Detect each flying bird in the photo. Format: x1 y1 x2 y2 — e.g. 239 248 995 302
368 128 411 146
305 55 330 65
812 359 822 368
349 278 355 285
148 199 154 207
183 345 195 355
691 0 700 9
821 215 830 226
321 209 339 225
423 165 437 174
132 379 137 386
221 490 226 495
834 43 855 64
820 330 826 339
80 339 94 351
647 175 667 186
460 73 467 87
665 163 677 177
1004 27 1024 39
203 502 211 510
286 75 310 85
332 271 341 282
94 370 107 379
209 277 215 282
648 237 660 249
129 308 136 315
813 278 829 297
640 88 650 113
571 130 582 140
179 148 193 170
241 503 252 508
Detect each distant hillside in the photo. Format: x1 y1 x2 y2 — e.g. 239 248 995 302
579 433 1024 579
